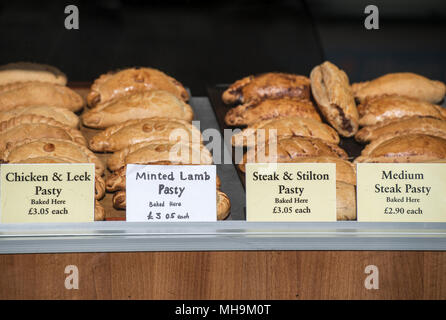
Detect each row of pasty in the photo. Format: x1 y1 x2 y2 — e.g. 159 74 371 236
82 67 231 220
0 63 232 220
222 62 446 220
0 62 106 220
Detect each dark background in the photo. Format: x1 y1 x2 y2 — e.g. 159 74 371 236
0 0 445 95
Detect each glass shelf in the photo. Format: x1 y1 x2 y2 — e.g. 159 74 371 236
1 221 445 253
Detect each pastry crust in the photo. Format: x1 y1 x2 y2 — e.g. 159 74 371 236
111 190 231 220
0 82 84 112
231 116 339 147
87 67 189 107
280 156 356 185
2 138 105 176
82 90 194 128
355 116 446 143
222 72 311 104
89 117 202 152
95 201 105 221
310 61 358 137
224 97 321 126
0 62 67 86
352 72 446 103
0 105 79 128
107 140 213 171
357 95 446 126
0 115 86 153
238 136 348 172
354 134 446 163
216 190 231 220
336 182 356 221
105 165 221 192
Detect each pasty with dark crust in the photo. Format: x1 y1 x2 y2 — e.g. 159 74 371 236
222 72 310 104
225 97 320 126
310 61 358 137
231 116 339 147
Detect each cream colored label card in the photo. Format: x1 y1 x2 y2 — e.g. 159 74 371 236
357 163 446 222
246 163 336 221
0 164 95 223
126 164 217 222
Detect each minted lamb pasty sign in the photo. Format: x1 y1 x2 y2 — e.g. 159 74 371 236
126 164 216 222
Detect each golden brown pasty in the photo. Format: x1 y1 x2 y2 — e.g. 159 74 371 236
232 116 339 147
0 82 84 112
216 191 231 220
224 97 321 126
2 138 105 175
107 140 213 171
352 72 446 103
0 62 67 86
105 165 221 192
0 115 86 153
95 201 105 221
310 61 358 137
222 72 311 104
355 116 446 143
358 95 446 126
354 134 446 163
82 90 194 129
87 67 189 107
0 105 80 128
238 136 348 172
111 190 231 220
89 118 202 152
336 182 356 221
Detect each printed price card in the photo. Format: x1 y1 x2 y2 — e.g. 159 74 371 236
246 163 336 221
0 164 95 223
356 163 446 222
126 164 217 222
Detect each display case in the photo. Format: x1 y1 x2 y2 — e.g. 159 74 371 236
1 0 446 301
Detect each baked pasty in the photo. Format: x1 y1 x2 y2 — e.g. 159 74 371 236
355 116 446 143
310 61 358 137
82 90 194 129
336 182 356 221
239 136 348 172
354 134 446 163
357 95 446 126
0 62 67 86
107 140 213 171
94 201 105 221
0 105 79 128
111 190 231 220
0 82 84 112
10 156 106 200
280 156 356 185
87 67 189 107
352 72 446 103
231 116 339 147
222 72 311 104
105 165 221 192
2 138 105 175
225 97 320 126
89 118 202 152
0 115 86 153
